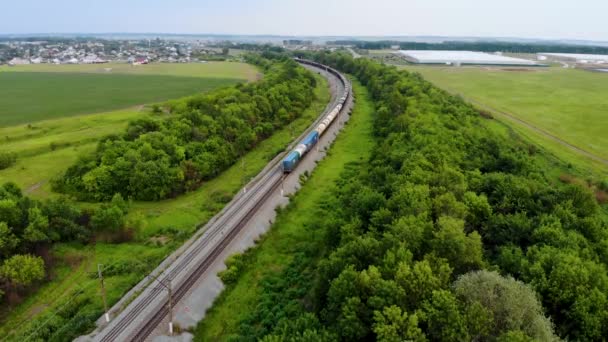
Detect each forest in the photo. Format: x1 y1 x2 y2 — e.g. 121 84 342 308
330 40 608 54
54 55 316 201
0 181 131 306
219 52 608 341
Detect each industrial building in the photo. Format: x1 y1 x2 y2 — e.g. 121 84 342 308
397 50 543 66
538 53 608 64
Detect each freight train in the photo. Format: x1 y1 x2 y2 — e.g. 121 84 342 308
282 59 351 172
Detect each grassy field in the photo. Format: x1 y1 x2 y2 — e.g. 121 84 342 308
195 80 375 341
0 72 241 126
0 109 147 197
400 65 608 172
0 61 258 79
0 73 331 341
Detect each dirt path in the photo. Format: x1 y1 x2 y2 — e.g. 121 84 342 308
440 86 608 167
25 180 46 194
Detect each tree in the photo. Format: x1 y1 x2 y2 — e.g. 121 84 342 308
0 254 45 287
463 191 492 231
337 296 369 340
1 182 22 198
373 305 426 342
110 193 129 214
453 270 557 341
394 258 451 310
23 207 51 243
0 222 19 258
0 151 17 170
430 216 484 274
420 290 468 342
0 199 21 229
91 205 125 233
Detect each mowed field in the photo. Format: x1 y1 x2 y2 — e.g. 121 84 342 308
0 61 258 78
401 66 608 168
0 62 257 126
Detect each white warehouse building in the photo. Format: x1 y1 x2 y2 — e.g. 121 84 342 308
397 50 543 66
538 53 608 64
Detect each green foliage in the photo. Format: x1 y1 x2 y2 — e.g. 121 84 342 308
218 253 246 285
0 182 130 306
373 305 426 342
56 58 316 201
420 290 468 342
0 152 17 170
0 254 45 287
0 71 244 126
453 270 557 341
204 53 607 341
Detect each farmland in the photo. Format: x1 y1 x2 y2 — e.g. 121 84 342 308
0 61 257 126
0 61 258 79
400 65 608 174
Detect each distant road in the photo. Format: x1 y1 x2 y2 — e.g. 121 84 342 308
347 47 361 59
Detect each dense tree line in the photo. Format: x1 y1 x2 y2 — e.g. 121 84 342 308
0 182 130 306
330 40 608 54
54 56 315 201
221 53 608 341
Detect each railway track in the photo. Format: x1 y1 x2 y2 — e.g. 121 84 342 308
91 60 350 342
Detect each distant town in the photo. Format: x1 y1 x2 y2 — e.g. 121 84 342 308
2 36 608 71
0 37 247 65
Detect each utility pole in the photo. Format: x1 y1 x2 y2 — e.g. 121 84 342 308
148 274 174 336
98 264 110 323
167 281 174 336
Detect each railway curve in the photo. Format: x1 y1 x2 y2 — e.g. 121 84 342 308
80 60 352 342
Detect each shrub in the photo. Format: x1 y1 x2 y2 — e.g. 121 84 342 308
0 151 17 170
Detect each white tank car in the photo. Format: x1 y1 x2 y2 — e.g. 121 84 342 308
316 122 328 135
316 106 339 135
294 143 308 156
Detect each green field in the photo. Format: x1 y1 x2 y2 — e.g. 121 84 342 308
0 109 146 197
401 66 608 172
195 80 375 341
0 72 331 340
0 72 240 126
0 62 258 79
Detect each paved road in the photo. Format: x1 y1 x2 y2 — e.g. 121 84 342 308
77 62 351 342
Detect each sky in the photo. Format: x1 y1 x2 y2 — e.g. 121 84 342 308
1 0 607 41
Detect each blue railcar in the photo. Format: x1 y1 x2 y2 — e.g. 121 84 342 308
282 151 301 172
301 131 319 150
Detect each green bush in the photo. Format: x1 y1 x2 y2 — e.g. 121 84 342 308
0 151 17 170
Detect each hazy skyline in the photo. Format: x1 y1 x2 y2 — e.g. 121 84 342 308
2 0 606 41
